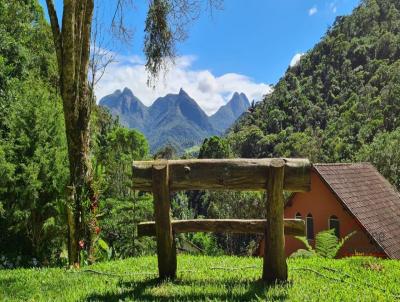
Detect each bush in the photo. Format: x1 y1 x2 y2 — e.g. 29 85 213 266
290 249 316 259
189 233 222 255
99 195 156 259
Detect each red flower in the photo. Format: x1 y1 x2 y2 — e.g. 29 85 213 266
79 240 85 249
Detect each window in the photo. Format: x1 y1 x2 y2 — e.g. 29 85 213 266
306 213 314 240
295 212 302 219
329 215 340 238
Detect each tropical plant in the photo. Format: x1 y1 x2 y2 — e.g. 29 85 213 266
291 229 356 259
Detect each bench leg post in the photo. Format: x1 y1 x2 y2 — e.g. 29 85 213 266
263 159 288 283
152 162 177 279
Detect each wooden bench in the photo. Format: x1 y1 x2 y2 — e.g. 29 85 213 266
133 158 311 282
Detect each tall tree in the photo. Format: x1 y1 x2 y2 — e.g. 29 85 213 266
44 0 222 266
45 0 96 267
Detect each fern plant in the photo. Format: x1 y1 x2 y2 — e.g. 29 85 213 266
291 229 356 259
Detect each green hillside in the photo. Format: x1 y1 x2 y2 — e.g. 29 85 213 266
229 0 400 187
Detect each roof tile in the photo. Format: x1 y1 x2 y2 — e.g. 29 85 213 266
314 163 400 259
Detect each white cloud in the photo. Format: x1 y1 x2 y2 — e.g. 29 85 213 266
289 53 304 67
95 54 272 115
329 2 337 13
308 6 318 16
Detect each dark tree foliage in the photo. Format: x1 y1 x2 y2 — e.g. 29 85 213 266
188 136 232 217
0 0 57 138
90 106 154 260
154 144 178 159
198 136 232 159
0 0 68 265
230 0 400 188
357 129 400 189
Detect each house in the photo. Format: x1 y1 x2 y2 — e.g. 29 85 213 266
257 163 400 259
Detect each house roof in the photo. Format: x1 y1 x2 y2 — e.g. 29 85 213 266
313 163 400 259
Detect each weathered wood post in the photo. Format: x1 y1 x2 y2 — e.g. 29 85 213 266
263 159 287 283
152 162 177 279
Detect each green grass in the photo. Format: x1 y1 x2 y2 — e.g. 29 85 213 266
1 255 400 301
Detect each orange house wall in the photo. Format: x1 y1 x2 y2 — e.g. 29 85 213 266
284 170 383 257
258 170 384 258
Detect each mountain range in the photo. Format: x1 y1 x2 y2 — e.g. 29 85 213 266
99 88 250 153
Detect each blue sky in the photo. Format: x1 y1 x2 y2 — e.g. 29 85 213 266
39 0 360 114
172 0 360 84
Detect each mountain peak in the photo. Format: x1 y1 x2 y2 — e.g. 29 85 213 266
209 92 250 132
179 88 189 97
122 87 134 96
99 88 148 130
230 92 250 108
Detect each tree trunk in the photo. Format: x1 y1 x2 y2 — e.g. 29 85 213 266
46 0 96 267
64 117 94 266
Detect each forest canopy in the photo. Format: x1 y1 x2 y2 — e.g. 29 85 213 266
229 0 400 189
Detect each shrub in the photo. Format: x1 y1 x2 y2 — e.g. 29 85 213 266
291 229 355 259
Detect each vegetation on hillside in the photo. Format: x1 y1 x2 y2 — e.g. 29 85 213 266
229 0 400 189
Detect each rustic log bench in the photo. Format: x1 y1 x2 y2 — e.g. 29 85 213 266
133 158 311 282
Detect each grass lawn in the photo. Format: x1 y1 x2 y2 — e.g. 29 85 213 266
1 255 400 301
